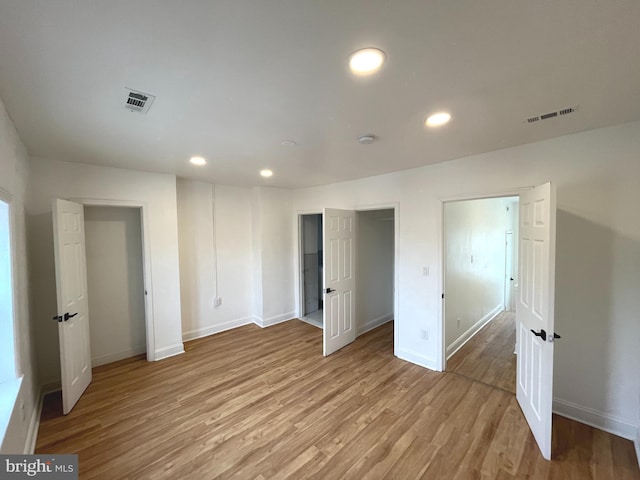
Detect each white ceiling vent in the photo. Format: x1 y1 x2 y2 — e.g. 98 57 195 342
526 105 577 124
124 88 155 114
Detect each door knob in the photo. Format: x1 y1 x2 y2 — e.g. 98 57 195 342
64 312 78 321
530 329 547 341
530 329 562 342
325 288 336 294
52 314 63 323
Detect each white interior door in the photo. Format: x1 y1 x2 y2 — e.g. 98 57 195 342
52 198 92 414
323 208 356 356
516 182 557 460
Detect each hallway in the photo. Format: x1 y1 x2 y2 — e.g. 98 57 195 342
447 311 516 393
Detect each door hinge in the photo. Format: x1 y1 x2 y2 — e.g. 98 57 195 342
441 293 445 299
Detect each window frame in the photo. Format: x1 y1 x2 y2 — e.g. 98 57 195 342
0 188 18 383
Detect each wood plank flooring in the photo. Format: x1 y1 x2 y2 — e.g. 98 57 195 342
447 311 517 393
36 320 639 479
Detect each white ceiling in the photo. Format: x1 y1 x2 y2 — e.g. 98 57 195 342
0 1 639 188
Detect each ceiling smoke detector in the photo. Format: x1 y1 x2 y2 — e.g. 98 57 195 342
358 134 376 145
124 88 156 114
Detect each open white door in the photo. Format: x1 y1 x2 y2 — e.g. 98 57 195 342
52 199 92 414
516 182 557 460
322 208 356 356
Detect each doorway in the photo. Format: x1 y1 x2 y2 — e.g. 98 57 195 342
299 213 323 328
442 196 519 392
84 206 147 367
298 207 397 355
356 209 395 340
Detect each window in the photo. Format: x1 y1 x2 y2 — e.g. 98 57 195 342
0 198 16 384
0 196 21 448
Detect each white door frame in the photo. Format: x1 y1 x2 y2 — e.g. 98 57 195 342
294 202 400 356
504 230 514 312
437 188 530 372
70 197 156 361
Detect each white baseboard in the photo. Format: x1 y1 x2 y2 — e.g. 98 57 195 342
253 312 295 328
396 348 439 371
91 345 146 368
40 380 61 395
552 397 637 440
446 304 502 359
154 343 185 361
298 317 322 329
24 388 43 454
182 316 254 342
357 313 393 336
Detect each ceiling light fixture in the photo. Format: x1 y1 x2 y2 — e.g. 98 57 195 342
425 112 451 128
349 48 386 75
190 156 207 166
260 169 273 178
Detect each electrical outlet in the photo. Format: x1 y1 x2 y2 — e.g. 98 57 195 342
422 266 429 276
214 297 222 307
457 318 461 328
420 329 428 340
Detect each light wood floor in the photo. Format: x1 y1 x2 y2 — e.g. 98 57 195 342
447 311 517 393
36 320 639 479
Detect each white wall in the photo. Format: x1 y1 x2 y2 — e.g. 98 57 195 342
0 97 38 453
356 209 394 334
293 120 640 439
176 179 254 340
444 197 511 356
252 187 295 326
27 157 184 386
84 207 146 366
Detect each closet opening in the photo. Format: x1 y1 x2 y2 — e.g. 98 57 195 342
84 206 147 366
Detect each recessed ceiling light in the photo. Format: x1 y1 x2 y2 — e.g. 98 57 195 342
260 169 273 178
425 112 451 128
349 48 386 76
190 156 207 166
280 140 297 147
